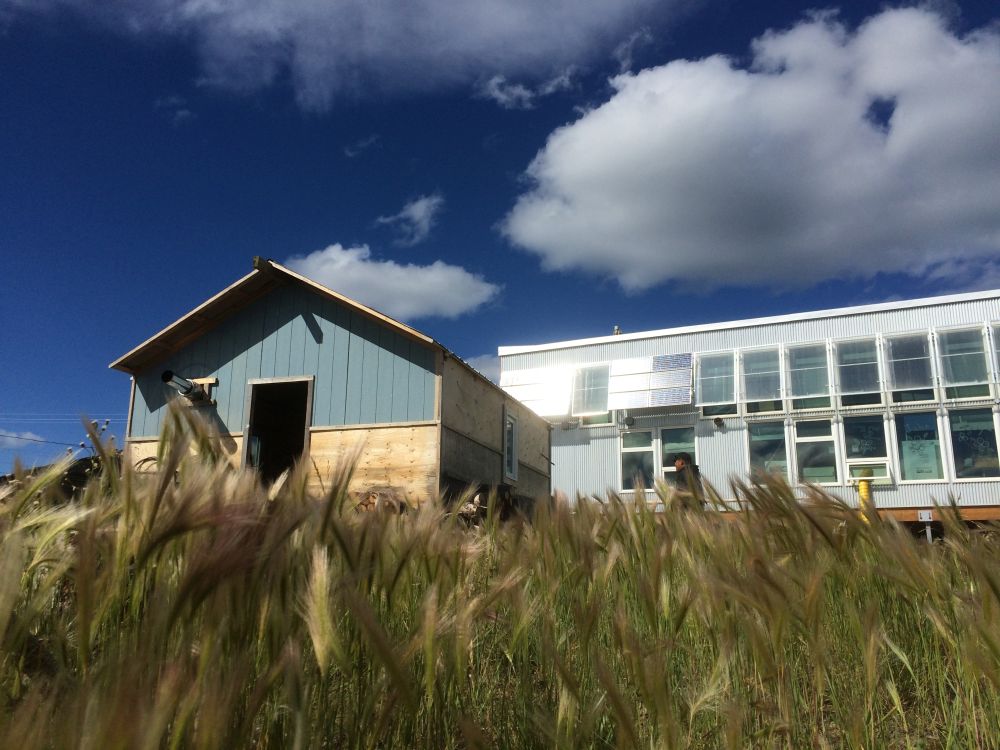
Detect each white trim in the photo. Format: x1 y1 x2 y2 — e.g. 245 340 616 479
498 288 1000 356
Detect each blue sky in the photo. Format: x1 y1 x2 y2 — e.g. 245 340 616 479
2 0 999 469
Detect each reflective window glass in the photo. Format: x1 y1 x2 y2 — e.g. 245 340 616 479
949 409 1000 479
788 344 829 398
887 335 933 390
837 339 880 394
938 330 989 386
895 412 943 480
748 421 787 477
743 349 781 401
697 352 735 404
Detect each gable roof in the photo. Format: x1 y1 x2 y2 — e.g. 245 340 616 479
109 258 438 375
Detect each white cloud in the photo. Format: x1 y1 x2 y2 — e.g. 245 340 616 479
154 94 196 126
376 193 445 246
464 354 500 384
286 243 499 320
503 9 1000 292
477 69 575 110
343 134 380 158
613 28 653 73
4 0 670 109
0 430 45 450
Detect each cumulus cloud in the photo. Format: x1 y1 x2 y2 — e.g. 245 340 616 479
376 193 445 246
3 0 667 109
0 430 45 449
343 134 380 159
286 244 499 320
154 94 195 126
464 354 500 384
503 9 1000 292
477 69 575 110
613 28 653 73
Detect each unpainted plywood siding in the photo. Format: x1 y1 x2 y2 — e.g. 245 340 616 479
439 357 550 498
126 434 244 470
130 283 436 437
306 424 439 504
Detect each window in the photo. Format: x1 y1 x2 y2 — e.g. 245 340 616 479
572 365 610 416
938 329 990 399
580 412 613 426
836 339 882 406
842 415 889 480
895 412 943 481
621 431 654 491
748 421 788 478
886 334 935 402
503 410 518 481
794 420 837 484
993 325 1000 381
787 344 830 409
697 352 735 404
949 408 1000 479
742 349 782 412
661 427 696 479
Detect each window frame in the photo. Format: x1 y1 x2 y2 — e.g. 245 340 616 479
740 347 784 413
947 406 1000 482
746 419 790 481
571 364 611 417
840 414 892 485
935 325 993 402
791 418 840 486
892 410 947 484
620 429 656 492
503 408 518 482
660 426 698 481
785 342 833 410
833 336 885 409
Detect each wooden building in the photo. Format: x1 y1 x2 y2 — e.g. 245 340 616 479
110 258 551 505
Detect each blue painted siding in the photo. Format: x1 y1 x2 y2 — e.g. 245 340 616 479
130 283 437 437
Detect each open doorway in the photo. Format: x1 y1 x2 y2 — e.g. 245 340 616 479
243 378 313 484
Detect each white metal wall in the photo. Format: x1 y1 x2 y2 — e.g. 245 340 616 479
503 293 1000 508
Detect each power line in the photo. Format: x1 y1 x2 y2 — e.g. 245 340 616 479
0 432 80 448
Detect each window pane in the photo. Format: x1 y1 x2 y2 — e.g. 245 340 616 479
837 339 880 394
622 431 652 449
895 412 943 480
950 408 1000 478
748 421 787 476
841 392 881 406
703 403 737 416
743 349 781 401
622 451 654 490
993 326 1000 379
580 412 612 426
796 419 831 438
844 415 887 458
504 416 517 479
697 352 735 404
887 335 933 390
938 330 988 386
572 366 610 416
793 396 831 410
662 427 696 467
849 463 888 479
797 441 837 483
788 344 829 397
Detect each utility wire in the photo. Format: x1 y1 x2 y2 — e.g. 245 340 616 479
0 432 80 448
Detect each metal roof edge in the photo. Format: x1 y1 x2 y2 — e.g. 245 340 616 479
497 288 1000 357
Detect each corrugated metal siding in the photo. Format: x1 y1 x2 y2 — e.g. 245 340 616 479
130 284 436 437
502 298 1000 370
551 425 620 498
503 295 1000 508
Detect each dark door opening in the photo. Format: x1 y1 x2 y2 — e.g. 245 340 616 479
245 380 311 484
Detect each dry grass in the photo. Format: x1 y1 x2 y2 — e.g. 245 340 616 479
2 405 1000 748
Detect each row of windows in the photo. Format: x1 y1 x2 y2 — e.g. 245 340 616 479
696 326 1000 414
620 407 1000 491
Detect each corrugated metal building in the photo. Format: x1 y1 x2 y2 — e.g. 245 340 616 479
499 289 1000 519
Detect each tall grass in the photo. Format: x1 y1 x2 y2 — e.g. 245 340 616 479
2 405 1000 748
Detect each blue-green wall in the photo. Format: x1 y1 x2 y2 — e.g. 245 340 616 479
129 283 437 437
